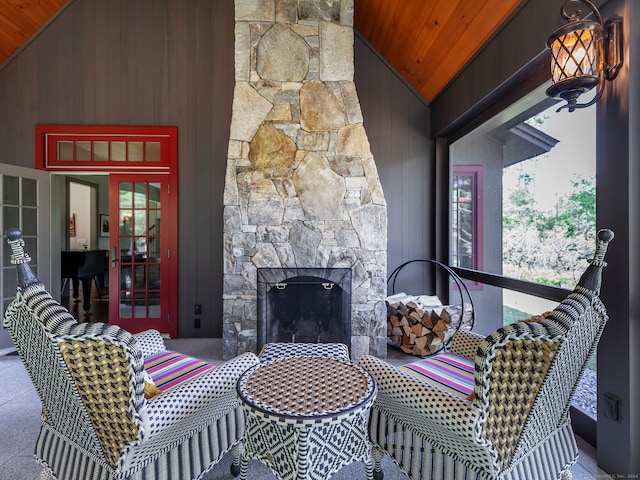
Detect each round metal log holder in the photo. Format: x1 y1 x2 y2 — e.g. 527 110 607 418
386 259 476 356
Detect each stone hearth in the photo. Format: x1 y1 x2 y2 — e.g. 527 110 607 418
222 0 387 360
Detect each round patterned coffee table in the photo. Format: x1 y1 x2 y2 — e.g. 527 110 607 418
236 355 378 480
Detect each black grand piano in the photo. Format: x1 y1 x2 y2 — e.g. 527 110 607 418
61 250 108 315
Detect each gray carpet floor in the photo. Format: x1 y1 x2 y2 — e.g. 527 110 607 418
0 338 604 480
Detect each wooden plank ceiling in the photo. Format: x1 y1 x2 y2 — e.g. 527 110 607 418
0 0 523 103
0 0 67 63
354 0 524 102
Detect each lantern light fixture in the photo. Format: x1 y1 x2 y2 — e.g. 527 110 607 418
546 0 622 112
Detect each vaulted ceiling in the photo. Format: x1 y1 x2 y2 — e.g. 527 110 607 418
0 0 67 64
0 0 524 103
354 0 524 102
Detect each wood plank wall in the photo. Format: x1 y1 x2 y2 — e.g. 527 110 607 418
355 34 434 296
0 0 433 338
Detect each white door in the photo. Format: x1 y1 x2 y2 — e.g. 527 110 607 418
0 163 51 354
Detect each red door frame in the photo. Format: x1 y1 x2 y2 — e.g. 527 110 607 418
35 125 178 337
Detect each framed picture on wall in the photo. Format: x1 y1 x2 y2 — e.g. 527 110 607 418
99 214 110 237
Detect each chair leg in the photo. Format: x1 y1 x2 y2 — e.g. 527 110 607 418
230 441 244 477
372 445 384 480
239 455 250 480
365 455 374 480
40 467 54 480
560 469 573 480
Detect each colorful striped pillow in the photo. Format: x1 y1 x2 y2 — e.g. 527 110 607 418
144 351 216 392
400 352 475 399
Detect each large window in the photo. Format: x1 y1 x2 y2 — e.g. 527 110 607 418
449 89 597 421
502 103 596 290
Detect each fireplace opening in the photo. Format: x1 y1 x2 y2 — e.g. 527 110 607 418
257 268 352 352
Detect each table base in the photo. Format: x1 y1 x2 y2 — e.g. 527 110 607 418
239 410 375 480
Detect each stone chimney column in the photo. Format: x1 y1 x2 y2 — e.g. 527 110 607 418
223 0 387 360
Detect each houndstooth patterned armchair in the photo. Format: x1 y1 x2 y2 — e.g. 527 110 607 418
359 229 614 480
3 228 259 480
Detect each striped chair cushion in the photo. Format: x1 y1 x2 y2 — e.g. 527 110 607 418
400 352 475 399
144 351 216 392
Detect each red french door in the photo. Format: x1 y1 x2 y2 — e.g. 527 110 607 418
109 175 177 336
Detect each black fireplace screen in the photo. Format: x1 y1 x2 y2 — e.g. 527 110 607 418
257 268 352 352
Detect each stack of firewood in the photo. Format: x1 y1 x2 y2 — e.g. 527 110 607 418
387 300 451 356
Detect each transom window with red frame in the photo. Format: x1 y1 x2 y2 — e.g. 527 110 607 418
35 125 176 172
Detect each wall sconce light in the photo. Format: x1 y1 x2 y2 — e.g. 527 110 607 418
546 0 622 112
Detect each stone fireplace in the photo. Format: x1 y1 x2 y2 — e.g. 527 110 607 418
222 0 387 360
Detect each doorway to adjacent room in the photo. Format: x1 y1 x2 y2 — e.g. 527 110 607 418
36 125 179 337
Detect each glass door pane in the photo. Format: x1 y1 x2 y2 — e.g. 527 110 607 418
0 165 51 353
